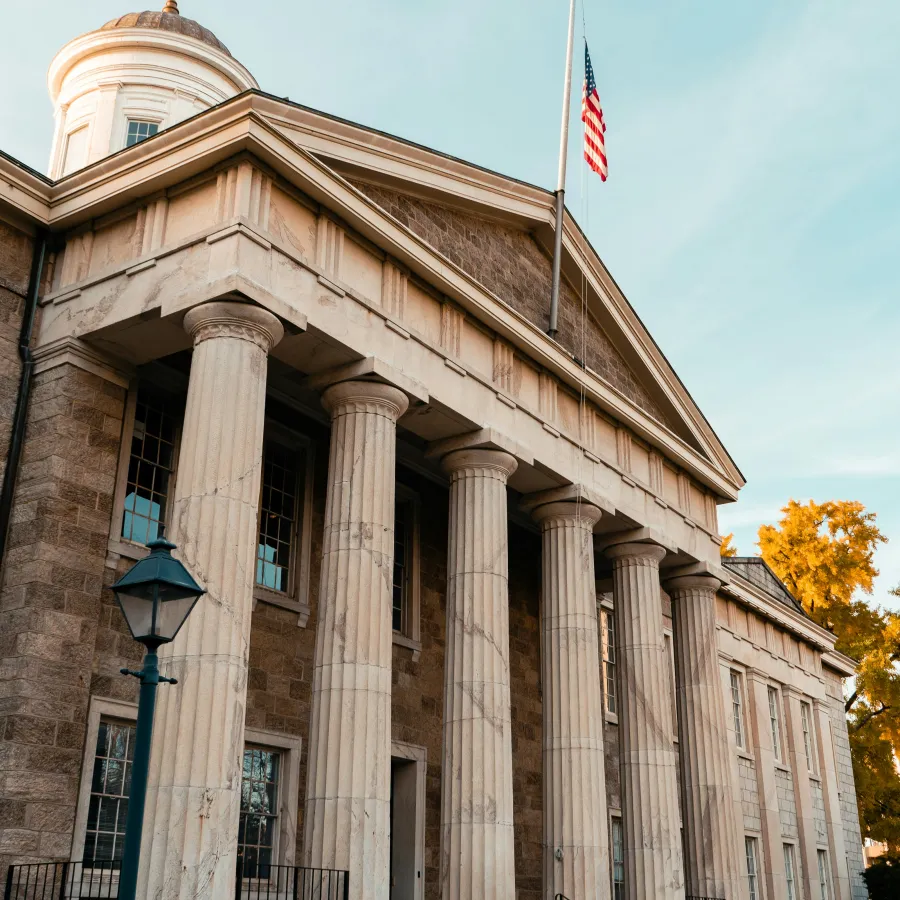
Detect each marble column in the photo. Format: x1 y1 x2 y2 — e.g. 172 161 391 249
303 380 409 900
439 449 518 900
531 500 610 900
138 301 284 900
665 575 741 900
605 542 684 900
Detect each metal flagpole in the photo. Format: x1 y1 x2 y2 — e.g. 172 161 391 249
548 0 577 338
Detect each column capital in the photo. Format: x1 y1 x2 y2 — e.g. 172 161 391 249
321 379 409 422
306 355 428 406
530 500 602 528
440 447 517 481
426 426 533 468
604 541 667 565
183 300 284 352
519 482 614 517
663 573 723 594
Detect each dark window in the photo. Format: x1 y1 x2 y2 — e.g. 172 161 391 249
125 120 159 147
256 441 299 593
238 747 281 877
611 817 625 899
122 390 178 544
393 500 410 633
84 720 135 863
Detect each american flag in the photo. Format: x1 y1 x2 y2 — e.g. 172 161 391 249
581 42 607 180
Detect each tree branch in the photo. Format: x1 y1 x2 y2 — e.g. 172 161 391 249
850 704 892 733
845 689 860 714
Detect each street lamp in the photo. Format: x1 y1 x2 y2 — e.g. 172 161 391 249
110 536 204 900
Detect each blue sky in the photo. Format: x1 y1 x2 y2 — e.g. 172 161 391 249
2 0 898 609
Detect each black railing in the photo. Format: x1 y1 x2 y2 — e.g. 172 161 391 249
235 861 349 900
4 860 120 900
4 861 349 900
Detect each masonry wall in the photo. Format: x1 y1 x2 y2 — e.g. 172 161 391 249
349 180 670 427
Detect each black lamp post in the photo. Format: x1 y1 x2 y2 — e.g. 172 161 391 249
110 536 204 900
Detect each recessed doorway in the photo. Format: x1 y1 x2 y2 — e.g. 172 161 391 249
389 741 426 900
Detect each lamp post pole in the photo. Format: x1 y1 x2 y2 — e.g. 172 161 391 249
117 649 176 900
109 536 205 900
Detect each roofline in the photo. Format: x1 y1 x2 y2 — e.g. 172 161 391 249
0 90 744 493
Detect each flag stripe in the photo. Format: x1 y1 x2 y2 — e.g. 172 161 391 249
582 42 607 181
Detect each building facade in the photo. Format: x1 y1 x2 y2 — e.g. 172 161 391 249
0 5 867 900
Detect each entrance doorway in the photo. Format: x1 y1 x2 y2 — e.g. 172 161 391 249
389 742 426 900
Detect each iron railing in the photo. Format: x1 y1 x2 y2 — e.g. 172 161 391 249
4 861 349 900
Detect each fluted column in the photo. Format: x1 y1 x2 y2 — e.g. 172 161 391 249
138 301 284 900
303 380 409 900
606 542 684 900
439 449 518 900
532 501 610 900
665 575 741 900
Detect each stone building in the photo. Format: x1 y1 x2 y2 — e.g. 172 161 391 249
0 4 867 900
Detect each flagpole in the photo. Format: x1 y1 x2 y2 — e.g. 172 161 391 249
548 0 577 339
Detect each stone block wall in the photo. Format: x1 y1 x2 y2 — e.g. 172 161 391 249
349 180 669 427
0 360 126 870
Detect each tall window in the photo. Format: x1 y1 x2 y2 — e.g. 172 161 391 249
601 610 617 715
611 817 625 900
745 837 759 900
664 632 678 734
768 686 783 760
238 747 281 877
730 671 746 749
393 499 411 633
817 849 832 900
84 720 135 863
801 701 817 772
125 120 159 147
784 844 798 900
122 390 178 544
256 441 299 593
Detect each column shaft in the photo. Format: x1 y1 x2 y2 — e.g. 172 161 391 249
667 576 741 899
139 301 283 900
606 543 684 900
303 380 409 900
534 501 610 900
439 449 518 900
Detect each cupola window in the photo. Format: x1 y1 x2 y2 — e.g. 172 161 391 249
125 119 159 147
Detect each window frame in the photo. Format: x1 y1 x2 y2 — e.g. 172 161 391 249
817 848 832 900
768 685 785 762
745 836 759 900
109 376 186 562
610 814 625 900
784 843 798 900
800 700 818 774
392 482 422 656
600 604 617 718
239 729 302 876
62 123 91 176
730 670 747 750
664 628 678 739
124 118 161 149
72 697 138 868
253 424 315 627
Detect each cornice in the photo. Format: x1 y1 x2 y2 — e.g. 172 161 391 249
0 96 741 498
720 571 836 652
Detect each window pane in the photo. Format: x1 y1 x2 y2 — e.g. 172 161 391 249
745 837 758 900
122 389 178 544
611 818 625 900
125 120 160 148
784 844 797 900
84 719 135 864
393 500 409 633
601 610 617 715
769 687 782 759
256 442 299 594
731 671 745 748
238 747 281 879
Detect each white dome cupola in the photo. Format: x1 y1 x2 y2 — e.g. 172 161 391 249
47 1 257 178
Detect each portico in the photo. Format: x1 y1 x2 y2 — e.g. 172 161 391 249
0 11 868 899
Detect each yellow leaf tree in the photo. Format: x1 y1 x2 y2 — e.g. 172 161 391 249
758 499 900 851
720 533 738 558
